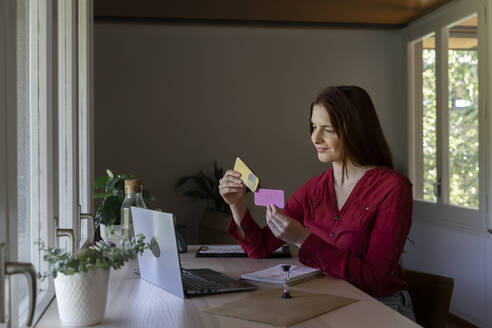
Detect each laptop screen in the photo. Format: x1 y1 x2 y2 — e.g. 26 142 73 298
131 207 186 298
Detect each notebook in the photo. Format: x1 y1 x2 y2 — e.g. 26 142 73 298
196 244 291 258
241 264 322 285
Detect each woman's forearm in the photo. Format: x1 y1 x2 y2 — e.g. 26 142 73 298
230 201 247 240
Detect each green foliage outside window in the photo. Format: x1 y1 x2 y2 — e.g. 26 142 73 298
448 49 479 208
422 48 479 209
423 49 437 203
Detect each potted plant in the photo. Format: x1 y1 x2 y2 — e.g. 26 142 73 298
93 169 154 244
176 162 242 244
37 235 153 326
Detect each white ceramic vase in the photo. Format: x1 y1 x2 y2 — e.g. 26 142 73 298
54 269 110 326
100 224 122 245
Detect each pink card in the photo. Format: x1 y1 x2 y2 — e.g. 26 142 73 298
254 188 284 208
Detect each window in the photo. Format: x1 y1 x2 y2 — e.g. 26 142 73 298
447 16 479 209
411 33 437 203
406 0 487 228
0 0 93 327
15 0 57 324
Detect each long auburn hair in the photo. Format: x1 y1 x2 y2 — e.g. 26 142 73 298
310 86 393 181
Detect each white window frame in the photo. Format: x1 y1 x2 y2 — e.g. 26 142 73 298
403 0 489 230
25 0 57 324
58 0 94 253
0 0 93 326
58 0 80 249
0 0 59 326
0 0 20 324
78 0 95 236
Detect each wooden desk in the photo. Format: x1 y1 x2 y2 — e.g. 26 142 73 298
36 246 421 328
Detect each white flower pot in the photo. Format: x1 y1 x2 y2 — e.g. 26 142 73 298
100 224 122 245
54 269 110 326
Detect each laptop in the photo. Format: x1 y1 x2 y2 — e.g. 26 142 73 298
131 207 257 298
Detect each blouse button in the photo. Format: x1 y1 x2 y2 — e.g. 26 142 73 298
329 232 334 238
365 205 370 211
334 215 340 220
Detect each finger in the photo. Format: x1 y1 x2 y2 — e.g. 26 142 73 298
268 221 282 239
268 205 278 217
219 185 243 193
270 205 281 220
226 169 241 178
220 180 243 189
219 187 244 194
269 206 287 224
271 205 285 217
269 216 287 231
267 215 283 234
221 175 243 186
267 219 281 237
219 175 243 183
267 205 280 223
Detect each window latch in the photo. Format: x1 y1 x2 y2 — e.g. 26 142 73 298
433 177 442 198
0 243 37 327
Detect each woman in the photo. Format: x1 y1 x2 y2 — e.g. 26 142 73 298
218 86 416 321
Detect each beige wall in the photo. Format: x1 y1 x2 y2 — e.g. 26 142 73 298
94 22 404 243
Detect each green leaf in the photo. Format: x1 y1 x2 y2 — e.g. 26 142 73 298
93 175 111 191
113 179 126 193
214 161 223 181
105 176 121 193
93 192 112 199
142 189 155 202
198 171 215 191
117 173 136 180
106 169 114 178
175 176 192 189
101 196 122 226
175 176 213 197
36 234 152 280
176 163 232 213
95 206 104 226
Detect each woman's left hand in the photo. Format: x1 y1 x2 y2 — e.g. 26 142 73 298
266 205 311 248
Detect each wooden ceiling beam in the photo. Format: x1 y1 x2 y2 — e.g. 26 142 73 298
94 0 455 27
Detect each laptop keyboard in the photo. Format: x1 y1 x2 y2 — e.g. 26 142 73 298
181 270 228 291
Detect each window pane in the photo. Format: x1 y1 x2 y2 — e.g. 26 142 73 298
16 0 30 315
422 34 437 202
413 33 437 203
447 15 478 209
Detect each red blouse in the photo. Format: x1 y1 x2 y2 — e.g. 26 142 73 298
227 166 413 298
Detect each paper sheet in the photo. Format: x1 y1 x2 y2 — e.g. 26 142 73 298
203 288 358 327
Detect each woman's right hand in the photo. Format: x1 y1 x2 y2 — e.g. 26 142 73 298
218 170 246 208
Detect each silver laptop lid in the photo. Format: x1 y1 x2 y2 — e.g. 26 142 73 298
131 207 185 298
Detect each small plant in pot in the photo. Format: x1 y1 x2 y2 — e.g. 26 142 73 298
94 169 154 244
37 235 153 326
176 162 247 244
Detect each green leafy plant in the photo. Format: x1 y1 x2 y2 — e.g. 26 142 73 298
93 169 155 227
36 234 154 280
175 162 235 214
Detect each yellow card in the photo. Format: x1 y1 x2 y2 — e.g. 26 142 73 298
233 157 259 192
